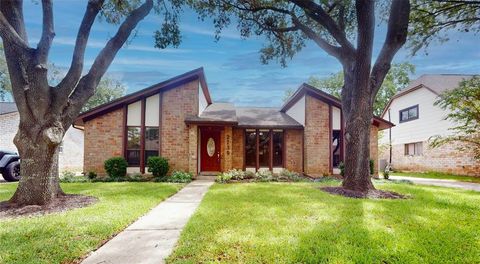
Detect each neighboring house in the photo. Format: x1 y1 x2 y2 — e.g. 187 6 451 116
75 68 392 177
380 74 480 176
0 102 84 172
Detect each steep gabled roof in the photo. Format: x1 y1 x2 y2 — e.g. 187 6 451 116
75 67 211 126
381 74 475 118
281 83 394 130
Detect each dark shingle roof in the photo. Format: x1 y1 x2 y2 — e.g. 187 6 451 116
236 107 302 128
0 102 17 115
185 103 237 124
400 74 474 96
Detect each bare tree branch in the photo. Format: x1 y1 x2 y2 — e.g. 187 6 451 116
290 0 355 53
56 0 104 92
0 11 30 51
36 0 54 65
370 0 410 96
62 0 154 126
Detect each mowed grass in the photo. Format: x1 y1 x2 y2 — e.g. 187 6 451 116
392 171 480 183
168 181 480 263
0 182 183 264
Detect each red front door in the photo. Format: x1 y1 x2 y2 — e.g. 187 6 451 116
200 128 221 172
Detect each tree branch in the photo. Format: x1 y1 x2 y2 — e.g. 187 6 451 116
291 16 345 60
36 0 54 65
290 0 355 53
370 0 410 96
0 11 30 51
56 0 104 92
62 0 154 126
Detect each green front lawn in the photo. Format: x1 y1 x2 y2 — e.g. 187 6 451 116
392 171 480 183
168 182 480 263
0 182 183 264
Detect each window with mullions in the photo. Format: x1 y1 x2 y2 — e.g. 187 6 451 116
127 127 141 166
144 127 159 164
245 129 284 169
399 105 419 123
245 130 257 167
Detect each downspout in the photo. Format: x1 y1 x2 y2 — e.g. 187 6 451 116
388 109 392 164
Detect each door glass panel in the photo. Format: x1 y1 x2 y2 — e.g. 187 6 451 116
272 131 283 167
207 138 215 157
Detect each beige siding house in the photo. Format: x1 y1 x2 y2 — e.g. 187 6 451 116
0 102 84 172
380 74 480 176
75 68 392 177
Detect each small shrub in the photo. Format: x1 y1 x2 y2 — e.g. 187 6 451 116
168 171 193 183
339 162 345 177
243 170 255 179
60 171 87 183
255 170 273 182
147 156 169 178
216 172 233 183
104 157 127 179
370 159 375 175
278 169 301 182
127 173 147 182
383 164 391 180
87 171 97 180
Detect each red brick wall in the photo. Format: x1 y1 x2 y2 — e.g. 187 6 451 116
232 128 244 169
161 80 199 172
304 95 330 176
84 108 124 174
285 129 303 172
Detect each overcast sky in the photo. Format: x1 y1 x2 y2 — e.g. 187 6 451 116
22 1 480 107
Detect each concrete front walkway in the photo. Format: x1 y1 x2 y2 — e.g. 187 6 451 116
82 180 214 264
391 176 480 192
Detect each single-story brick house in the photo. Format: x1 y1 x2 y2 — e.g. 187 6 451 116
74 68 393 177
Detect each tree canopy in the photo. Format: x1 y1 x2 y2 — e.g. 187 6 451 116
409 0 480 55
305 62 415 116
431 76 480 159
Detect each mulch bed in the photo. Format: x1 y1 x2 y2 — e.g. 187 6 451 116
0 194 98 219
321 186 406 199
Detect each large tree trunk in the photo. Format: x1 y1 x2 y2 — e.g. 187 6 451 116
341 66 375 193
9 123 65 205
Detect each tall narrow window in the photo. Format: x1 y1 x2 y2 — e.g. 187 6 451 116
245 130 257 167
258 130 270 167
272 130 283 167
144 127 159 164
127 127 141 165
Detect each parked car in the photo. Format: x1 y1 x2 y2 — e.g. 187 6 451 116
0 150 20 182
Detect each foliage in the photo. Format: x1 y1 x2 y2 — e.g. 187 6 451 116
104 157 128 179
278 169 301 182
0 44 10 102
430 76 480 159
60 171 88 183
338 162 345 177
87 171 97 180
216 169 255 183
300 63 415 115
0 182 183 264
81 77 127 112
409 0 480 55
147 156 169 178
255 170 274 182
369 159 375 175
168 182 480 263
383 167 390 180
167 171 193 183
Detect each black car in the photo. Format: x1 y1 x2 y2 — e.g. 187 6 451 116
0 150 20 182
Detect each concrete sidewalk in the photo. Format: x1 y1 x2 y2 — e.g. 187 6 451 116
82 180 214 264
391 176 480 192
